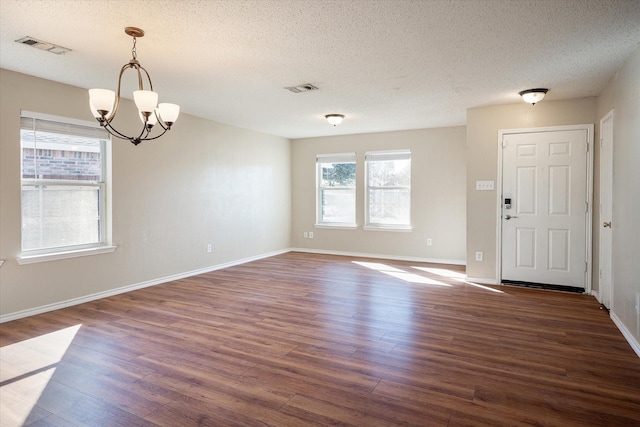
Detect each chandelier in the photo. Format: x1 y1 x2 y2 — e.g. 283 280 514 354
89 27 180 145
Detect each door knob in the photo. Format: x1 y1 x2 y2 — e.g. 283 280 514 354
603 221 612 228
504 215 518 220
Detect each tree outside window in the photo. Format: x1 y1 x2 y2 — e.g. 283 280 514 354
316 153 357 226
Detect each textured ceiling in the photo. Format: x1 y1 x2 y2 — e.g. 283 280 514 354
1 0 639 139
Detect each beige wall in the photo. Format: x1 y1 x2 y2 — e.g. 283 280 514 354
596 45 640 346
291 127 467 263
0 69 291 318
466 98 597 282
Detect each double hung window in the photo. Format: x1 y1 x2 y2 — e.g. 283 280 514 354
20 112 111 258
316 153 357 227
365 150 411 230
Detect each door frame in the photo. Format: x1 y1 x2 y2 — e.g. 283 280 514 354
495 124 594 293
598 109 614 308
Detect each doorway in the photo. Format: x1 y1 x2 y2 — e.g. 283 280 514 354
599 110 614 308
498 125 594 292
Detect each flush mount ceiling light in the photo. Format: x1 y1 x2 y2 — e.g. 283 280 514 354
519 88 549 105
89 27 180 146
325 114 345 126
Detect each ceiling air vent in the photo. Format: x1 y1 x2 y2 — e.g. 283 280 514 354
285 83 319 93
15 36 71 55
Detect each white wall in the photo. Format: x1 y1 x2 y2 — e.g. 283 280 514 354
597 45 640 348
0 69 291 319
291 127 467 263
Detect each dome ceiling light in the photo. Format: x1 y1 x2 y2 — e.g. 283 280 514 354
519 88 549 105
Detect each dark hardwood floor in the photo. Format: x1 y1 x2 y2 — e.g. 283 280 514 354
1 252 639 426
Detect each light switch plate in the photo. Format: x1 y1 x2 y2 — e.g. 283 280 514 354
476 180 495 191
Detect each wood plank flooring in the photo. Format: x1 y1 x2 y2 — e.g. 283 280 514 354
1 252 639 426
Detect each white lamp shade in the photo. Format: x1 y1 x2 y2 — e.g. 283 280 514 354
158 103 180 123
133 90 158 113
325 114 345 126
89 101 101 118
522 92 545 104
89 89 115 115
519 89 548 105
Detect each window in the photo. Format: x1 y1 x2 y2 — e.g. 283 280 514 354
316 153 357 227
365 150 411 230
20 111 112 260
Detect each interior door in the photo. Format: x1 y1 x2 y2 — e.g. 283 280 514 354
599 111 614 308
501 129 589 289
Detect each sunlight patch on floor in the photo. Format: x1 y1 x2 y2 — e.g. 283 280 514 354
353 261 451 286
412 266 466 279
411 266 505 294
0 324 82 427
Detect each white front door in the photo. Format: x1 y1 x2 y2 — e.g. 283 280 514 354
501 128 590 289
599 111 614 308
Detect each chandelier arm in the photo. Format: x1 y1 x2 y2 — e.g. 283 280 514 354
139 126 170 142
103 63 134 123
153 109 169 131
101 121 139 142
133 118 150 142
137 64 154 91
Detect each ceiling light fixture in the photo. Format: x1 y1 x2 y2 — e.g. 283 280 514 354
325 114 345 126
88 27 180 145
519 88 548 105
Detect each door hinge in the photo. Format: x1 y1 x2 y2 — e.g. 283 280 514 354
585 262 588 273
585 202 589 213
586 142 589 152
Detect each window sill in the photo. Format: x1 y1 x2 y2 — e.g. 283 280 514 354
363 225 413 232
17 245 117 265
315 224 358 230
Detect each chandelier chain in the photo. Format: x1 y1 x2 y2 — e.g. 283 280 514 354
131 37 137 60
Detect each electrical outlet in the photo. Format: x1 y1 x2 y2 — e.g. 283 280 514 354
475 251 483 261
426 238 432 246
303 231 308 238
309 232 314 239
207 244 212 253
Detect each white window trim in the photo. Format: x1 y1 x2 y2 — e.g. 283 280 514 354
17 245 117 265
19 110 115 263
364 149 412 231
314 223 359 230
316 152 358 228
363 225 413 232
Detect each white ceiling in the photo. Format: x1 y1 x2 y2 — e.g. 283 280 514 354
1 0 639 139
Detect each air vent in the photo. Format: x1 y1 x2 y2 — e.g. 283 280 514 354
15 36 71 55
285 83 319 93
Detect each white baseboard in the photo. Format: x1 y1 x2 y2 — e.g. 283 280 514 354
591 289 601 303
464 277 499 285
289 247 466 266
610 311 640 358
0 249 289 323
